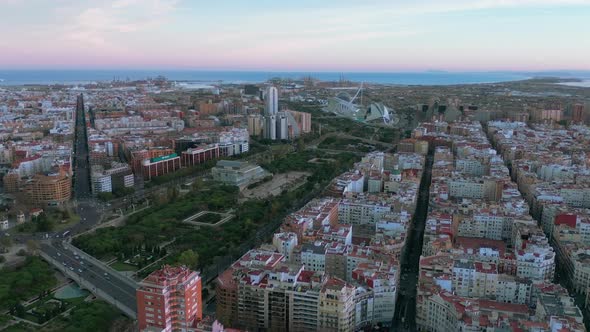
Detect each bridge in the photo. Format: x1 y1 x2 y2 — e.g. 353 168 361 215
39 242 138 319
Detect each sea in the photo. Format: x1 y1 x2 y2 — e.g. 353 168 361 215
559 80 590 88
0 70 542 86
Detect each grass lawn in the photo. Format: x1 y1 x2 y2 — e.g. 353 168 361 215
25 297 56 310
194 212 222 224
53 214 81 232
2 322 37 332
61 296 86 307
110 261 138 272
0 313 12 325
22 313 39 323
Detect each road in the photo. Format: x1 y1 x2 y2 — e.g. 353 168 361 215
39 242 138 315
392 153 433 331
2 93 119 242
0 198 106 244
73 94 91 199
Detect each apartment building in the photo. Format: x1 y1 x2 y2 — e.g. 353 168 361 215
216 249 360 332
181 144 219 167
415 120 583 331
25 171 71 206
142 153 181 180
137 265 202 332
338 192 393 225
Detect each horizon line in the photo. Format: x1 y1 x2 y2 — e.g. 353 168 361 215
0 68 589 74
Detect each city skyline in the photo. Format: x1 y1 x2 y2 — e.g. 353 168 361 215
1 0 589 71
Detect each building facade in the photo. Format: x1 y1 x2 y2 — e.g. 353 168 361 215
141 153 181 180
25 171 71 206
137 265 202 332
211 160 268 188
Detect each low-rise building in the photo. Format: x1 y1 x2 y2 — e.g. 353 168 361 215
211 160 268 188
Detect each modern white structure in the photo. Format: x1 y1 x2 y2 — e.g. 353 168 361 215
264 115 277 140
276 112 289 140
211 160 269 188
265 86 278 116
272 232 298 261
365 102 398 125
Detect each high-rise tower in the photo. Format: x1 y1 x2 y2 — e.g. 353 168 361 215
265 86 278 116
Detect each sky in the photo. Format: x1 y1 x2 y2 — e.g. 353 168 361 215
0 0 589 71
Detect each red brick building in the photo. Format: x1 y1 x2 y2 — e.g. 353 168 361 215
181 144 220 167
137 265 202 331
141 153 181 180
131 147 175 174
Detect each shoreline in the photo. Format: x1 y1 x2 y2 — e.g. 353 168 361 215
0 70 537 87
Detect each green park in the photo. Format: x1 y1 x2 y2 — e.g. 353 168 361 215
72 149 359 278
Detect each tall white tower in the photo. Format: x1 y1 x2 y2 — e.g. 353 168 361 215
276 112 288 140
264 115 277 140
265 86 278 116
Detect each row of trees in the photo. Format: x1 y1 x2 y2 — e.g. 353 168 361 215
97 187 135 202
116 244 167 261
75 150 359 281
16 210 75 233
17 212 56 233
145 160 216 188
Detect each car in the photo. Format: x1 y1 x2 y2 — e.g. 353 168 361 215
62 262 67 266
80 261 84 265
69 267 74 271
104 272 108 276
78 269 83 273
57 252 61 256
